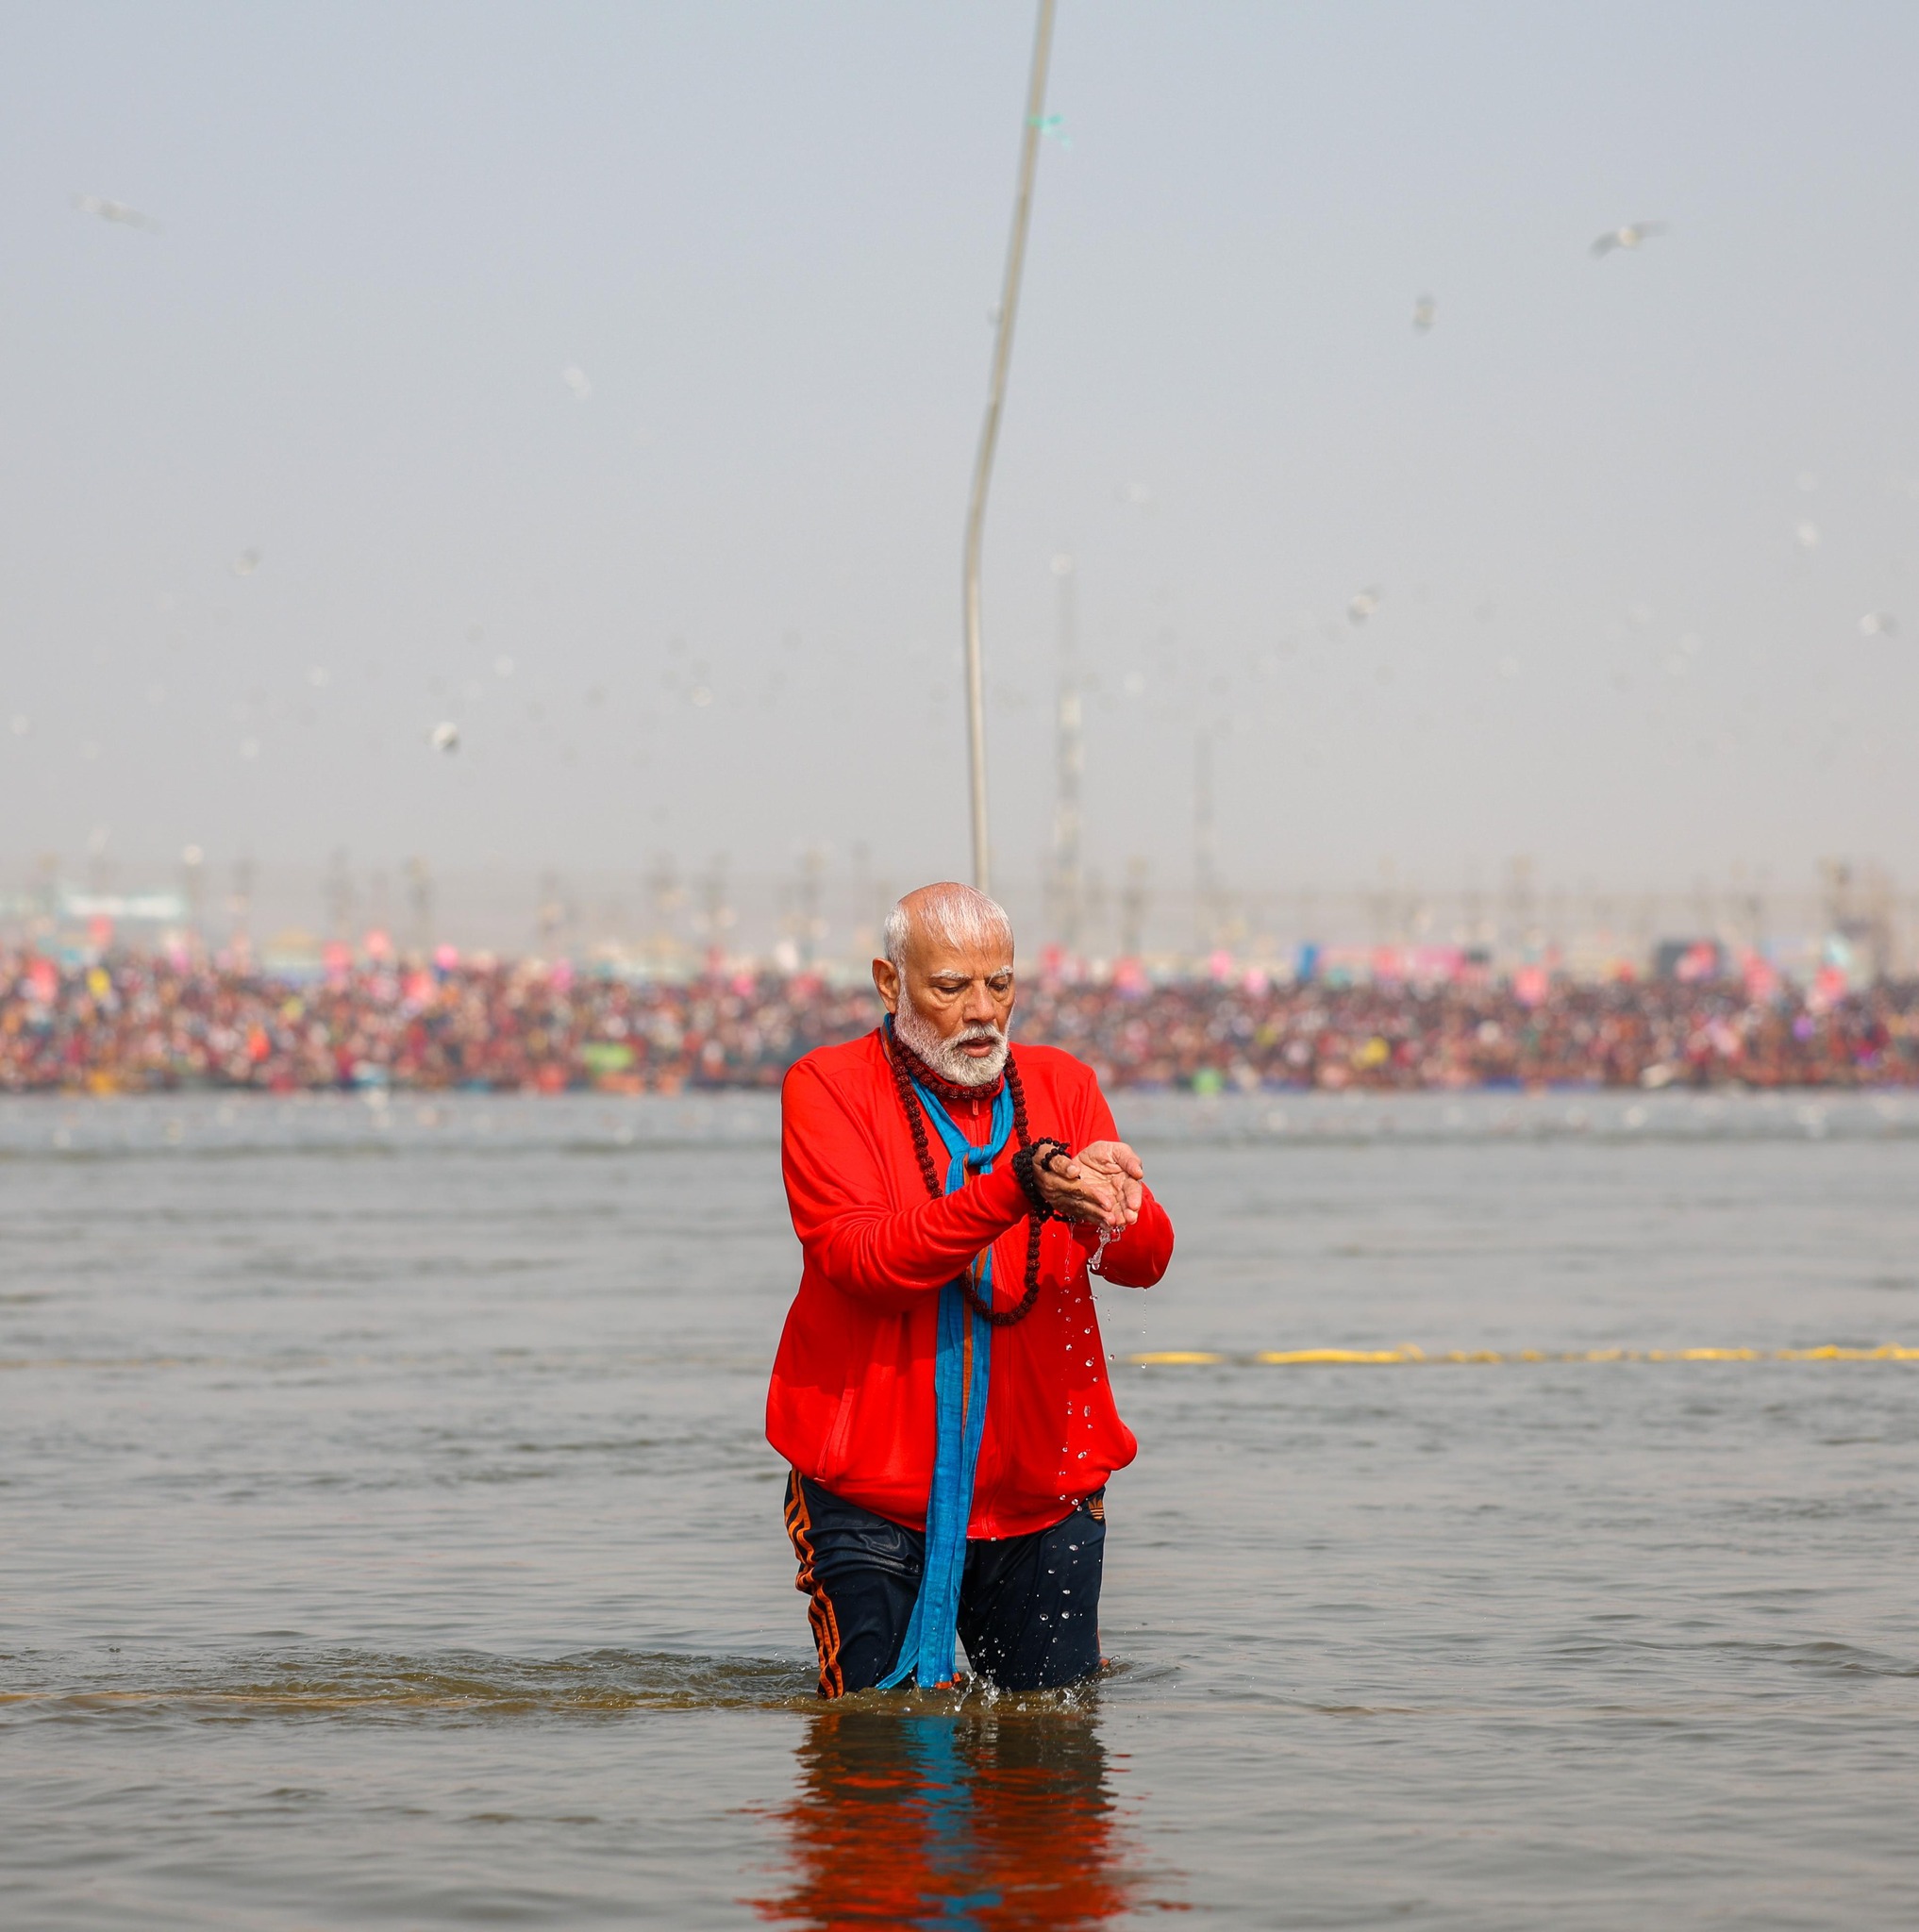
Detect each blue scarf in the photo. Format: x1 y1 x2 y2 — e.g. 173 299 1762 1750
878 1029 1013 1690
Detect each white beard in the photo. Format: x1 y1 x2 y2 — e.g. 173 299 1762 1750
894 991 1009 1087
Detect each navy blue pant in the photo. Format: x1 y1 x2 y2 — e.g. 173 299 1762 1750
783 1471 1107 1697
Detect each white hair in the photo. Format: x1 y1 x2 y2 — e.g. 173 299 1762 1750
882 883 1014 972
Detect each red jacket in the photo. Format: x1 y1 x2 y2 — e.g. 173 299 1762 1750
766 1029 1174 1538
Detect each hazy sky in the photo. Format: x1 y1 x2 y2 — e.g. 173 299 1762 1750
5 0 1916 905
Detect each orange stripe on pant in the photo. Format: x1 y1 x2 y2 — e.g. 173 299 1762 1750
785 1468 845 1700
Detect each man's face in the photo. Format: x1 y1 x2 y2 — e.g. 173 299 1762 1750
874 928 1015 1083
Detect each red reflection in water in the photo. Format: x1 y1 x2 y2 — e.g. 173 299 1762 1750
753 1707 1152 1929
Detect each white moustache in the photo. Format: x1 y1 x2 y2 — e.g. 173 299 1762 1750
894 994 1010 1088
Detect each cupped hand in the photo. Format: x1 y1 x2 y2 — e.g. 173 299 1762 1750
1071 1141 1145 1225
1031 1140 1145 1227
1031 1147 1126 1226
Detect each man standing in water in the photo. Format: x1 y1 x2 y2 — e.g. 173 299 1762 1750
768 882 1174 1696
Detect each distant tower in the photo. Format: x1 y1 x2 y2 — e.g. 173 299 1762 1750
536 870 567 954
405 857 433 954
849 841 884 960
647 853 684 960
797 848 826 968
1728 862 1764 958
325 849 354 944
1049 553 1084 954
1690 872 1714 945
1502 855 1535 961
86 824 112 897
180 845 206 948
1460 869 1486 951
700 853 732 960
32 853 59 929
1119 857 1149 958
1082 864 1110 958
229 858 255 951
1823 858 1894 982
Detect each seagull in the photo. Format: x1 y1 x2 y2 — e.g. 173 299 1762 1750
73 192 161 232
1348 589 1380 625
429 722 460 753
1411 294 1437 333
1860 611 1897 637
231 548 262 576
561 365 592 402
1591 221 1669 258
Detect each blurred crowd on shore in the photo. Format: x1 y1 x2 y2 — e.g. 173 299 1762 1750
4 948 1916 1094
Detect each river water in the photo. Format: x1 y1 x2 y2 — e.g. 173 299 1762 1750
4 1088 1917 1928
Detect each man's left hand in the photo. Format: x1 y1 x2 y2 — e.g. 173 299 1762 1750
1070 1141 1145 1226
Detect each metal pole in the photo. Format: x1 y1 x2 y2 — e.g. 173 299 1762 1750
961 0 1058 897
1050 551 1082 950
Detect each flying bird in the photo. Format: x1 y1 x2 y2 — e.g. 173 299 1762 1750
429 722 460 753
231 548 262 577
73 193 161 232
561 365 592 402
1348 589 1380 625
1591 221 1668 258
1860 611 1897 638
1411 294 1437 333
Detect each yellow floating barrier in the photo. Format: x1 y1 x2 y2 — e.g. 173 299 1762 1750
1123 1343 1918 1369
1254 1348 1410 1366
1777 1343 1919 1361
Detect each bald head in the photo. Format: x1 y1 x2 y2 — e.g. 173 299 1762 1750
874 882 1016 1087
881 882 1013 974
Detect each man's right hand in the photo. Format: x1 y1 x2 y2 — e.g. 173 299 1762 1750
1032 1146 1129 1226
